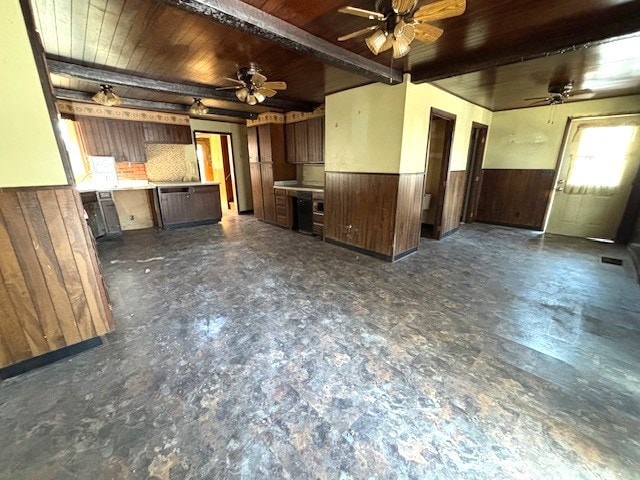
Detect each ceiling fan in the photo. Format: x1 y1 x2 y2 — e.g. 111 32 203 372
216 65 287 106
337 0 466 59
524 82 594 106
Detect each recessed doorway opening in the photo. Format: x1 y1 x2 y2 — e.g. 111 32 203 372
194 131 238 215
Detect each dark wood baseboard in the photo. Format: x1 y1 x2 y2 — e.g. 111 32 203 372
393 247 418 261
440 227 459 239
0 337 105 380
325 237 392 261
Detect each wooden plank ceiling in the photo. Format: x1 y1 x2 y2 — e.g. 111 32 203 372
31 0 640 112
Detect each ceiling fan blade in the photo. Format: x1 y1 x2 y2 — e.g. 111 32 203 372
413 0 466 23
215 86 241 91
414 23 443 43
250 71 267 86
257 87 278 98
338 25 379 41
338 6 385 21
393 0 417 15
568 88 595 97
262 81 287 90
523 96 551 101
225 77 244 84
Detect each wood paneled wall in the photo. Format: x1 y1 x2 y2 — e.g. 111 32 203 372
0 186 112 368
440 170 467 237
77 116 146 163
325 172 423 261
476 169 555 230
394 173 425 256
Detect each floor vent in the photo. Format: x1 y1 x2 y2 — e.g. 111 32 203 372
601 256 623 266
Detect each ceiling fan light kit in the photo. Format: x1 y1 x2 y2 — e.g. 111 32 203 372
218 65 287 106
338 0 466 59
92 84 122 107
189 98 208 115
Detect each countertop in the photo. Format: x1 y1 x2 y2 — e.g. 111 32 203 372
273 181 324 193
76 181 219 193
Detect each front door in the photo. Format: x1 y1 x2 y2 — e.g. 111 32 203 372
546 115 640 239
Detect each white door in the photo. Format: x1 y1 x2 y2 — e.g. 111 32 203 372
546 115 640 239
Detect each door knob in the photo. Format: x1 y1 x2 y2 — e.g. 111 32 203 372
555 179 565 191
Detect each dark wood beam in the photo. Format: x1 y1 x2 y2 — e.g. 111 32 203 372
47 59 317 112
158 0 402 85
54 88 259 120
411 2 640 84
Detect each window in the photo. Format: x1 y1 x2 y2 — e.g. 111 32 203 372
566 124 637 195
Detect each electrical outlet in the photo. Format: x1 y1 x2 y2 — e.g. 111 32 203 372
129 215 135 221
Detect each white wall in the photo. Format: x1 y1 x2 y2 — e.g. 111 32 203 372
401 81 493 173
190 119 251 212
484 95 640 169
0 0 68 187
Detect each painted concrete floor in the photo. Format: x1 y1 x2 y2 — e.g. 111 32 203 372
1 215 639 479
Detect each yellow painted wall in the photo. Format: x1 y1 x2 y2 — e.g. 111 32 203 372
325 82 407 173
400 81 493 173
190 119 251 212
484 95 640 169
0 0 68 187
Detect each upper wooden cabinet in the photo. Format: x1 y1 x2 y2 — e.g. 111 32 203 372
77 116 146 163
143 123 192 144
284 117 324 164
247 126 260 163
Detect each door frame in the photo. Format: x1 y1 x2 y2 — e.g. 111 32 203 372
461 122 488 223
424 107 457 239
193 130 239 212
542 117 572 232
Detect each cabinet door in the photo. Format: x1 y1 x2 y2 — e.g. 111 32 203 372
250 162 264 220
191 186 222 222
285 123 297 164
307 117 324 164
159 190 192 225
143 123 192 144
76 117 112 156
274 188 292 228
294 121 308 163
247 126 260 163
258 124 272 163
261 163 276 224
109 120 146 162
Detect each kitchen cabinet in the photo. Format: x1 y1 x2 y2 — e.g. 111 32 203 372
274 188 293 229
284 117 324 164
143 123 192 144
80 191 121 237
157 184 222 228
76 116 146 162
248 123 296 223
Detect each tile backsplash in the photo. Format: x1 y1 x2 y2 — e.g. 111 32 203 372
145 144 198 182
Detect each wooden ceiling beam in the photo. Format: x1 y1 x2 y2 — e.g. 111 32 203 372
157 0 402 85
54 88 259 120
47 59 316 112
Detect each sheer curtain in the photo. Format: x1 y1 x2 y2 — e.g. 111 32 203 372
565 121 639 196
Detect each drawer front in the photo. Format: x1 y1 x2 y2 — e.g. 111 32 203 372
313 223 324 236
313 212 324 225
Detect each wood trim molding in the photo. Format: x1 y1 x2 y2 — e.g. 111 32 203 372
57 100 191 125
247 106 326 126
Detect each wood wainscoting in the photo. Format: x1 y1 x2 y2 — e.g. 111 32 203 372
440 170 467 237
476 169 556 230
0 186 113 369
325 172 424 261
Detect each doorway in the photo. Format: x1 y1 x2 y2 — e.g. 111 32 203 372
194 132 237 213
461 122 488 224
422 108 456 239
545 115 640 240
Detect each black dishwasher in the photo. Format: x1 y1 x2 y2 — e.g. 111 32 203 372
296 192 313 234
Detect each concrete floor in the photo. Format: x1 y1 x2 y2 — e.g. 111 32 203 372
1 215 639 479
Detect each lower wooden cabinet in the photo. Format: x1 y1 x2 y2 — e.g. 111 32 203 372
275 188 293 228
250 162 265 220
157 184 222 228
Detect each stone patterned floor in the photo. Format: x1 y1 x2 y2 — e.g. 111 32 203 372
1 215 639 479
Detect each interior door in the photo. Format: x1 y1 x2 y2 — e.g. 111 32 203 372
462 123 488 223
546 116 640 239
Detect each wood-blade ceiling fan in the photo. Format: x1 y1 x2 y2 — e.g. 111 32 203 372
216 65 287 106
337 0 466 59
524 82 595 106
